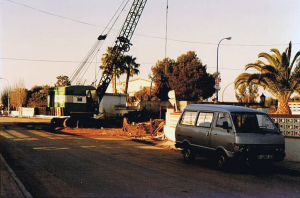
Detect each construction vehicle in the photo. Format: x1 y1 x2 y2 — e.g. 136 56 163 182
48 0 148 122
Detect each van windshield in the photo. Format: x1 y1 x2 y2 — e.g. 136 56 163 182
230 113 279 133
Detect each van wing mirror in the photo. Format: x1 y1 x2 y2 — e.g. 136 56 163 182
222 121 229 130
275 123 280 131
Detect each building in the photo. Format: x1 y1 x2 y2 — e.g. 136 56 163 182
115 78 153 96
289 102 300 115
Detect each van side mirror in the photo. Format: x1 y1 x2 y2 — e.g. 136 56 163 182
223 121 229 131
275 123 280 131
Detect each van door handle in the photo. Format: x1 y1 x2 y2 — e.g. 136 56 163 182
206 131 210 136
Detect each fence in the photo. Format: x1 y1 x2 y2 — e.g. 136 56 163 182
270 114 300 138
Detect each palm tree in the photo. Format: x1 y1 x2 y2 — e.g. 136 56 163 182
234 42 300 114
100 47 124 93
123 55 140 94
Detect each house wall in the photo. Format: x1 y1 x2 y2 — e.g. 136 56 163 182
289 102 300 115
115 78 152 96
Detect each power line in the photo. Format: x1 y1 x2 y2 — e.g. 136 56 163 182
0 57 83 63
6 0 105 28
6 0 300 47
0 57 255 71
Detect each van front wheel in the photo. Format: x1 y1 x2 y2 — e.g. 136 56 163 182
217 152 228 169
182 147 195 163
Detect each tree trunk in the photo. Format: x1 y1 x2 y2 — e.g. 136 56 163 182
125 70 130 94
112 66 116 93
275 101 291 114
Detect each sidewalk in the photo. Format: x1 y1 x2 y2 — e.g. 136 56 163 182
0 154 32 198
133 137 300 175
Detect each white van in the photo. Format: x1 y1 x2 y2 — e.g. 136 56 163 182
175 104 285 168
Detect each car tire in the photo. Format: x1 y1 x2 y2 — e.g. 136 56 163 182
182 146 195 163
216 152 228 170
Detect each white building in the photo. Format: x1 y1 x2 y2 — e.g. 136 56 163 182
115 78 153 96
99 93 128 118
289 102 300 115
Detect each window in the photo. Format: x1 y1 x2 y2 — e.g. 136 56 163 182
196 112 214 128
257 114 275 130
216 112 232 128
231 113 278 133
180 111 198 126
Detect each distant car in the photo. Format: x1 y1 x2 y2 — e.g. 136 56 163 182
175 104 285 169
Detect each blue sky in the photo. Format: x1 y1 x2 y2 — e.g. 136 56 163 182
1 0 299 101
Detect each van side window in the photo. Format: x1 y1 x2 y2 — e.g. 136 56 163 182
180 111 198 126
216 112 232 128
196 112 214 128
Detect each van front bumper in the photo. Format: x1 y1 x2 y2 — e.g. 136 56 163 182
233 144 286 162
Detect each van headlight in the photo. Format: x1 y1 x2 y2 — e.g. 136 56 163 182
234 144 249 153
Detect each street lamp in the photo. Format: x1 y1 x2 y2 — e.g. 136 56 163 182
216 37 232 103
0 77 10 115
221 82 235 102
260 93 266 107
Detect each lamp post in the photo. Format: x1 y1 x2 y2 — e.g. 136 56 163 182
260 93 266 107
216 37 232 103
221 82 235 102
0 77 10 115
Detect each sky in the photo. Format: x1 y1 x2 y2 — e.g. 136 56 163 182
1 0 300 102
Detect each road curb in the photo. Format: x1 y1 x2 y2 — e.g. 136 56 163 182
0 154 33 198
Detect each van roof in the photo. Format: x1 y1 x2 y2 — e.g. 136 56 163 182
184 104 264 114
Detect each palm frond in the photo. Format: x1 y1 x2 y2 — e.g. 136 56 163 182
245 63 263 71
255 60 267 66
289 51 300 71
270 48 282 64
285 41 292 64
234 73 252 89
260 65 278 74
290 63 300 91
258 52 277 66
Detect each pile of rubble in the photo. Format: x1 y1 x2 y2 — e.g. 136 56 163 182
122 118 165 139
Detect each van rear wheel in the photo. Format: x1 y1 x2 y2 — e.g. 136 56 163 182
182 146 195 163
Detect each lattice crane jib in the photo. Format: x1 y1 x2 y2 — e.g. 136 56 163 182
96 0 147 102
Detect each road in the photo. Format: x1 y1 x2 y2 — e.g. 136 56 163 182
0 117 300 198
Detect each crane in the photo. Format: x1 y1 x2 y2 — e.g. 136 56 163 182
48 0 148 121
96 0 147 103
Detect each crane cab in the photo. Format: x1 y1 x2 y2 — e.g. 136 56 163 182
48 85 98 118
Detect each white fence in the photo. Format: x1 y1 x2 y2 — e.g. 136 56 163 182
9 108 35 117
289 102 300 115
270 115 300 137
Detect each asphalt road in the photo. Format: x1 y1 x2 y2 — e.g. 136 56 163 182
1 117 300 198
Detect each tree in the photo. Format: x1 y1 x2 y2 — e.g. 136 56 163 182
235 82 259 103
10 80 27 109
235 42 300 114
134 87 156 102
1 87 10 111
151 51 215 101
55 75 71 87
100 47 124 93
265 97 278 113
123 55 140 94
27 85 50 108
